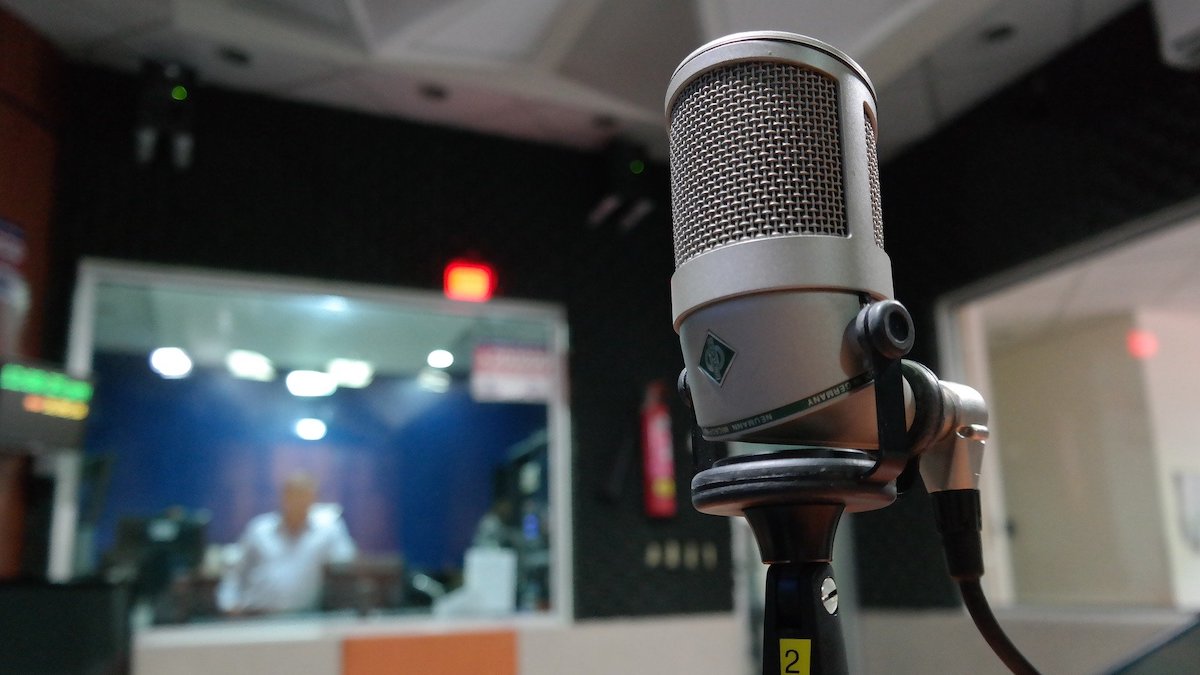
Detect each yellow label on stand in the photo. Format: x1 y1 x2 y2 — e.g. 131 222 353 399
779 639 811 675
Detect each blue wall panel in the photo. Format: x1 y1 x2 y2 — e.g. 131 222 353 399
84 352 546 573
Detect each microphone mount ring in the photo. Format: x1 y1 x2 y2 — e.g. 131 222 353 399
692 449 890 517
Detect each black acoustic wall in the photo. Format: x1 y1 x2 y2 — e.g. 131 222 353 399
48 1 1200 617
854 2 1200 606
50 65 733 619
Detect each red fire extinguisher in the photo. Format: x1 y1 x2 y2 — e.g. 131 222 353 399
641 380 678 518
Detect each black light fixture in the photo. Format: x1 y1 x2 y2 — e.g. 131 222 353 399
134 60 197 170
587 139 656 232
980 23 1016 44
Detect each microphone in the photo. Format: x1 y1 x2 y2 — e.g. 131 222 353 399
664 32 1041 675
665 32 913 452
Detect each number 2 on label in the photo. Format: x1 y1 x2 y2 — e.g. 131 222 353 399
778 639 811 675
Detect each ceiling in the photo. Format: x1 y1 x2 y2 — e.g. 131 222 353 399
968 209 1200 352
11 0 1192 375
1 0 1142 160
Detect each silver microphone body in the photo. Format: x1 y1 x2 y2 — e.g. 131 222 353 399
666 32 908 449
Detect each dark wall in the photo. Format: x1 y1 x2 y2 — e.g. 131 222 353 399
0 5 64 580
854 2 1200 606
51 66 732 618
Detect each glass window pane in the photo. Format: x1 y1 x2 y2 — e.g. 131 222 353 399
67 263 570 624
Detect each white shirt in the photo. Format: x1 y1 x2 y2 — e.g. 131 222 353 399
217 507 356 613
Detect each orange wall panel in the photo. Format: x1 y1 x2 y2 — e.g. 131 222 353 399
0 7 62 359
343 631 517 675
0 106 55 356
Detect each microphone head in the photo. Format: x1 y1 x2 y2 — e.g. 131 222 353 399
666 32 903 448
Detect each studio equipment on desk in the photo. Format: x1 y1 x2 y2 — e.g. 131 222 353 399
665 32 1039 675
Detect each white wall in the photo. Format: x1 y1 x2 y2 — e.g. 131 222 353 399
519 615 746 674
988 315 1172 605
133 614 747 675
1136 309 1200 608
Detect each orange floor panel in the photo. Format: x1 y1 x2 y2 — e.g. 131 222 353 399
343 630 517 675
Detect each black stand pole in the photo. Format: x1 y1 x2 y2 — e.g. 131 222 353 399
763 562 847 675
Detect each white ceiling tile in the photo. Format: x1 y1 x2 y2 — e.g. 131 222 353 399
927 68 1015 122
406 0 569 63
0 0 1115 159
1064 258 1194 318
557 0 701 111
979 266 1083 330
699 0 915 53
92 25 346 94
1077 0 1141 37
1161 271 1200 309
0 0 126 52
236 0 356 33
927 0 1075 75
521 99 613 149
1099 224 1200 268
355 0 445 43
353 68 525 133
287 71 391 117
926 0 1075 118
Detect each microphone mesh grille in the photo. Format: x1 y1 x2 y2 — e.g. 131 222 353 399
669 62 846 268
865 116 884 249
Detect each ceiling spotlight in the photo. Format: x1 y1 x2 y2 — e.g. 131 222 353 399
149 347 193 379
592 114 617 130
319 296 349 313
294 418 327 441
419 83 448 101
981 24 1016 44
286 370 337 397
327 358 374 388
226 350 275 381
217 45 251 66
427 349 454 369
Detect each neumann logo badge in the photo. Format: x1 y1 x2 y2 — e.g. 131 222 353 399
698 332 736 385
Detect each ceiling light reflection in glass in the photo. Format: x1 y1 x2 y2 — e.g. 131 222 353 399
226 349 276 381
327 358 373 388
417 368 451 393
149 347 193 379
286 370 337 397
427 349 454 369
294 418 327 441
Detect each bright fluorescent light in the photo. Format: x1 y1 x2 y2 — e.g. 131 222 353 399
427 349 454 369
285 370 337 397
149 347 192 379
294 418 327 441
226 350 275 381
417 368 451 393
320 296 349 313
327 358 373 388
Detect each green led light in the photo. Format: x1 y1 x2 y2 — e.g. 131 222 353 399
171 85 189 101
0 364 92 402
629 159 645 175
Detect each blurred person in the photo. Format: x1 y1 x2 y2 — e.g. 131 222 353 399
217 472 356 614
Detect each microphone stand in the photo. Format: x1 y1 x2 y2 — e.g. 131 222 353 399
683 300 1038 675
685 300 915 675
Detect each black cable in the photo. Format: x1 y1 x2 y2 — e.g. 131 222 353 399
958 579 1041 675
932 489 1042 675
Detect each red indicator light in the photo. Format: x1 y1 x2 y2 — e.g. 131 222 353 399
1126 329 1159 360
444 261 495 302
